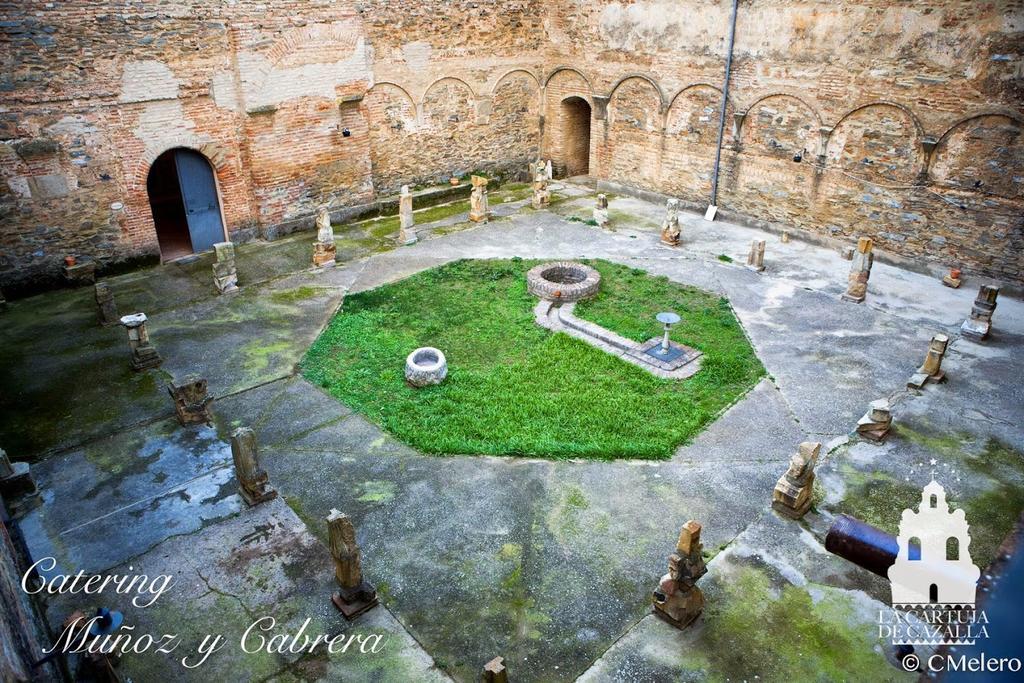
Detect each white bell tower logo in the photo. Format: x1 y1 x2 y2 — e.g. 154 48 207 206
888 480 980 606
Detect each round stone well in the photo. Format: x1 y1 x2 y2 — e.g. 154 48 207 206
526 261 601 302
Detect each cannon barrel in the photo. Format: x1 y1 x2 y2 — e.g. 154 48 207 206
824 514 914 578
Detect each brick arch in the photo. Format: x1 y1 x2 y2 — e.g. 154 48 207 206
742 91 821 120
251 21 362 96
664 83 733 140
931 109 1024 162
420 76 477 132
130 137 229 191
740 93 823 157
416 76 479 177
607 76 663 131
604 75 664 190
661 83 732 201
363 82 425 193
666 83 736 119
487 70 542 172
421 76 477 105
491 68 541 95
543 66 594 97
929 111 1024 198
825 102 924 183
608 73 666 112
366 81 418 119
830 100 924 139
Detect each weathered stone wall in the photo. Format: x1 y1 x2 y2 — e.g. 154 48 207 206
0 0 544 291
1 0 1021 290
543 0 1024 284
0 516 58 682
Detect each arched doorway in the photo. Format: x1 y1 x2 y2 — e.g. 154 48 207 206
146 148 226 261
560 96 592 177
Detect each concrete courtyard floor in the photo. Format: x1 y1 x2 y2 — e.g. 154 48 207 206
2 182 1023 682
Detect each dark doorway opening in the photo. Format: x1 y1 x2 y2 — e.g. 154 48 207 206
146 148 225 261
560 96 592 177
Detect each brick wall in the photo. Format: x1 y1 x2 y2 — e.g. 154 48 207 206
0 0 1021 291
542 0 1024 284
0 0 544 291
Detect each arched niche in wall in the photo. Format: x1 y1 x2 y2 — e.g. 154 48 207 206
487 70 542 173
929 113 1023 200
825 103 923 184
248 20 366 110
605 75 663 190
662 84 730 200
421 77 477 129
728 94 821 214
363 82 420 194
421 77 478 176
741 94 821 160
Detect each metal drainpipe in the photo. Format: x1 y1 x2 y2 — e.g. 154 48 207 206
710 0 739 208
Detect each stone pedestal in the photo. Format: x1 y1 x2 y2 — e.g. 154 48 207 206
120 313 162 371
94 282 119 326
660 198 681 246
398 185 417 245
483 656 509 683
772 441 821 519
313 242 337 268
532 164 550 209
231 427 277 506
312 205 337 268
167 375 214 425
961 285 999 341
63 260 96 286
212 242 239 294
841 237 873 303
907 333 949 389
593 194 609 228
652 520 707 629
856 398 892 443
469 175 490 222
0 448 40 517
746 239 766 272
328 510 378 620
942 269 962 289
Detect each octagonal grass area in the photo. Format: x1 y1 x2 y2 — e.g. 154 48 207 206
302 259 764 459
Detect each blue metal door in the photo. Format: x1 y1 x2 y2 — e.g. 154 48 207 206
174 149 225 254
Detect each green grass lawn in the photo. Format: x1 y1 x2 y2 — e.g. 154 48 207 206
301 259 763 459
